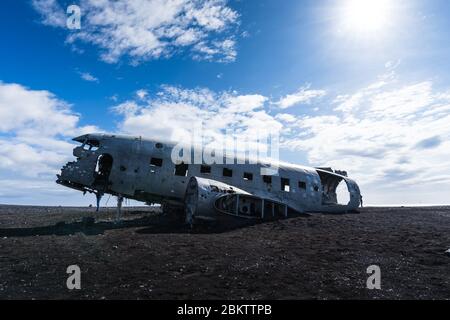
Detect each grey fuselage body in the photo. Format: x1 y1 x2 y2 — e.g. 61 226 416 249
57 133 361 216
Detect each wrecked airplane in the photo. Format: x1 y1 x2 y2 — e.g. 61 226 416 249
56 133 362 225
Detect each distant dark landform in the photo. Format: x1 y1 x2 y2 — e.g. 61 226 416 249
0 205 449 299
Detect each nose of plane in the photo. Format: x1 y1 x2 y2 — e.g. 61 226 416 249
72 133 104 144
72 134 89 143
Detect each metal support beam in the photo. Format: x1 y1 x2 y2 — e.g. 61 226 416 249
116 194 123 224
261 199 265 219
95 192 102 212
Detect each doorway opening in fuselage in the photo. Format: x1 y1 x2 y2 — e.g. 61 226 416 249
94 153 113 190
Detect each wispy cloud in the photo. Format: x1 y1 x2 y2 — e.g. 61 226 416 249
136 89 148 100
79 72 99 82
31 0 66 27
275 85 326 109
32 0 240 64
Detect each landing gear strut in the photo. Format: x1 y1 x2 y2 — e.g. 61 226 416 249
116 194 123 224
95 192 103 212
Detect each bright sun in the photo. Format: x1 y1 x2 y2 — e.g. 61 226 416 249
339 0 392 35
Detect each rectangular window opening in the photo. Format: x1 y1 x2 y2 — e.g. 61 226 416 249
281 178 290 192
243 172 253 181
150 157 163 167
174 162 189 177
223 168 233 177
200 165 211 174
262 175 272 184
298 181 306 190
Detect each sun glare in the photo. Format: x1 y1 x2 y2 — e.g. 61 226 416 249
339 0 392 36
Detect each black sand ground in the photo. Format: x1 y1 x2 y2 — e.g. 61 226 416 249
0 205 449 300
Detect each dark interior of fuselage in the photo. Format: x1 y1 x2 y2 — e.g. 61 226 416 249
317 169 350 206
94 154 113 190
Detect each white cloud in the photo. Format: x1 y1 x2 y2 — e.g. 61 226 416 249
79 72 99 82
109 75 450 204
280 72 450 204
31 0 66 27
111 101 140 116
0 179 76 204
276 85 326 109
32 0 239 63
3 73 450 205
0 82 80 135
275 113 297 123
224 94 267 113
0 81 99 204
136 89 149 100
193 39 236 62
0 142 67 178
111 86 281 153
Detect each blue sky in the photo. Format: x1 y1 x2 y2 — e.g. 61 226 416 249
1 0 450 206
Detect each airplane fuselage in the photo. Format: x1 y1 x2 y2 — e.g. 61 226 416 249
57 133 362 223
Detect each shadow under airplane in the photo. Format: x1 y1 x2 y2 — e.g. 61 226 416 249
0 213 295 237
